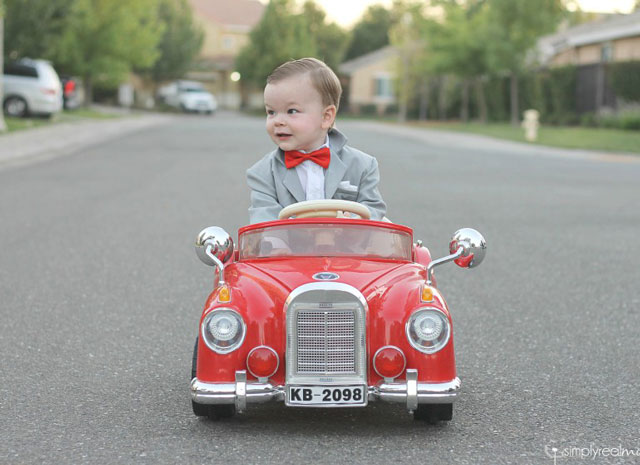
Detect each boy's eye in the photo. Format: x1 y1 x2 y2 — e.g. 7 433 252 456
288 108 299 114
266 109 275 116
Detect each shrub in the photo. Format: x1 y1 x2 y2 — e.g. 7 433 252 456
597 110 640 131
384 104 399 116
359 104 377 116
616 112 640 131
608 61 640 102
580 112 598 127
484 75 509 122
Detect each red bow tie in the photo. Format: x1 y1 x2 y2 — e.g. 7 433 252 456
284 147 331 169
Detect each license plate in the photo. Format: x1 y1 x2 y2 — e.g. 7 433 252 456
286 385 367 406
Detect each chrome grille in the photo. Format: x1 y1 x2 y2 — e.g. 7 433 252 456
285 283 367 385
296 310 356 374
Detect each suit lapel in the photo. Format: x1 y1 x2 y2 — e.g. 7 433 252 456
277 153 306 202
325 128 348 199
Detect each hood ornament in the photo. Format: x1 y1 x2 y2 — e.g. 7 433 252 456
313 272 339 281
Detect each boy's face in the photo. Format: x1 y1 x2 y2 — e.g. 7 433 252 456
264 74 336 153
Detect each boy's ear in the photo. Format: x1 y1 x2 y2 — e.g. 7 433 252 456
321 105 337 129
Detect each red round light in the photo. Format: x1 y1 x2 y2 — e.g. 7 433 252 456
247 346 279 378
373 346 406 379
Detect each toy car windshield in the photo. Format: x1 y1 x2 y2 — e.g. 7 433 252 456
239 221 413 260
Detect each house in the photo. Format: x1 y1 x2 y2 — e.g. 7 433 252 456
339 46 399 114
538 10 640 66
186 0 265 108
537 10 640 112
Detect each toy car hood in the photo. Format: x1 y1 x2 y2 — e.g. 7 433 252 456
251 256 419 289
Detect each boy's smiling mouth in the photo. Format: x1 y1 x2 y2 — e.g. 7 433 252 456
275 132 292 139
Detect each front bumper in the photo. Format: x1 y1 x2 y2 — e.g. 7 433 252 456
191 369 460 412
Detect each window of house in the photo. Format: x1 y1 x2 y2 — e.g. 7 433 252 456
374 75 393 98
601 42 612 62
222 36 235 50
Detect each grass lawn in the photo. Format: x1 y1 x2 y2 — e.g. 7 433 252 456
406 121 640 154
3 108 121 133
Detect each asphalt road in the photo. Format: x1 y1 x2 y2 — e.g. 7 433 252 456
1 112 639 464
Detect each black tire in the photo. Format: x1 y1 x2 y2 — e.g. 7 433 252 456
192 400 211 417
3 96 29 117
413 404 453 424
192 402 236 419
191 337 198 380
190 337 236 419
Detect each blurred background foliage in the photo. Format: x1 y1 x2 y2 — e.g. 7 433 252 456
2 0 639 131
235 0 349 86
3 0 203 102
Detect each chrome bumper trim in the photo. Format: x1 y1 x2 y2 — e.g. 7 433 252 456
373 370 460 408
191 370 460 411
190 371 285 410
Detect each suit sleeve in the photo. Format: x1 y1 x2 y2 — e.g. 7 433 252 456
357 157 387 221
247 160 284 224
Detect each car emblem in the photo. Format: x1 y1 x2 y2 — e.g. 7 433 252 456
313 272 339 281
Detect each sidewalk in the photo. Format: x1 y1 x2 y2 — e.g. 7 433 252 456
0 112 175 170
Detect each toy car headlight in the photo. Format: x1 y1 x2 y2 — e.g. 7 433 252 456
406 308 450 354
201 309 246 354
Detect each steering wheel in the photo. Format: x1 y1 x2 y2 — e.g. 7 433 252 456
278 199 371 220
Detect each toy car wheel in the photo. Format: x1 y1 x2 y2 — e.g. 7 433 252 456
192 403 236 420
191 337 198 380
190 337 236 419
413 404 453 424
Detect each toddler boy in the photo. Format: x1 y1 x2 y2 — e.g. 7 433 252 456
247 57 386 224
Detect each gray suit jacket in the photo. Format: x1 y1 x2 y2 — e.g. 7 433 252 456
247 128 386 224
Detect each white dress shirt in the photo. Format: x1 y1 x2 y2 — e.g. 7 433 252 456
295 135 330 201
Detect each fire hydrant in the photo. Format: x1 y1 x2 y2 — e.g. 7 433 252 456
521 109 540 142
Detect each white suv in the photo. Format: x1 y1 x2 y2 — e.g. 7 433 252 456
3 58 63 118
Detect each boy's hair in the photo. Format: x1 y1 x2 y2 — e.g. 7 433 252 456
267 57 342 111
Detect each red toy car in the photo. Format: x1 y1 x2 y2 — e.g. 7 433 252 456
190 200 486 423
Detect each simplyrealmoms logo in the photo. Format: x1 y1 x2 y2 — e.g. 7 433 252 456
545 443 640 463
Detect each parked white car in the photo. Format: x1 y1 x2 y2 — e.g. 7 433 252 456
159 80 217 114
2 58 63 118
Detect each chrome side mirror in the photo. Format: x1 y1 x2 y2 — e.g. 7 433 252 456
195 227 234 285
426 228 486 285
449 228 486 269
195 227 234 266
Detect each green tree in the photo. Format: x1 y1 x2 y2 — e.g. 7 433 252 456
421 0 491 122
146 0 203 83
484 0 564 125
301 1 348 72
4 0 73 61
236 0 316 87
389 3 425 122
344 5 395 61
51 0 164 104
